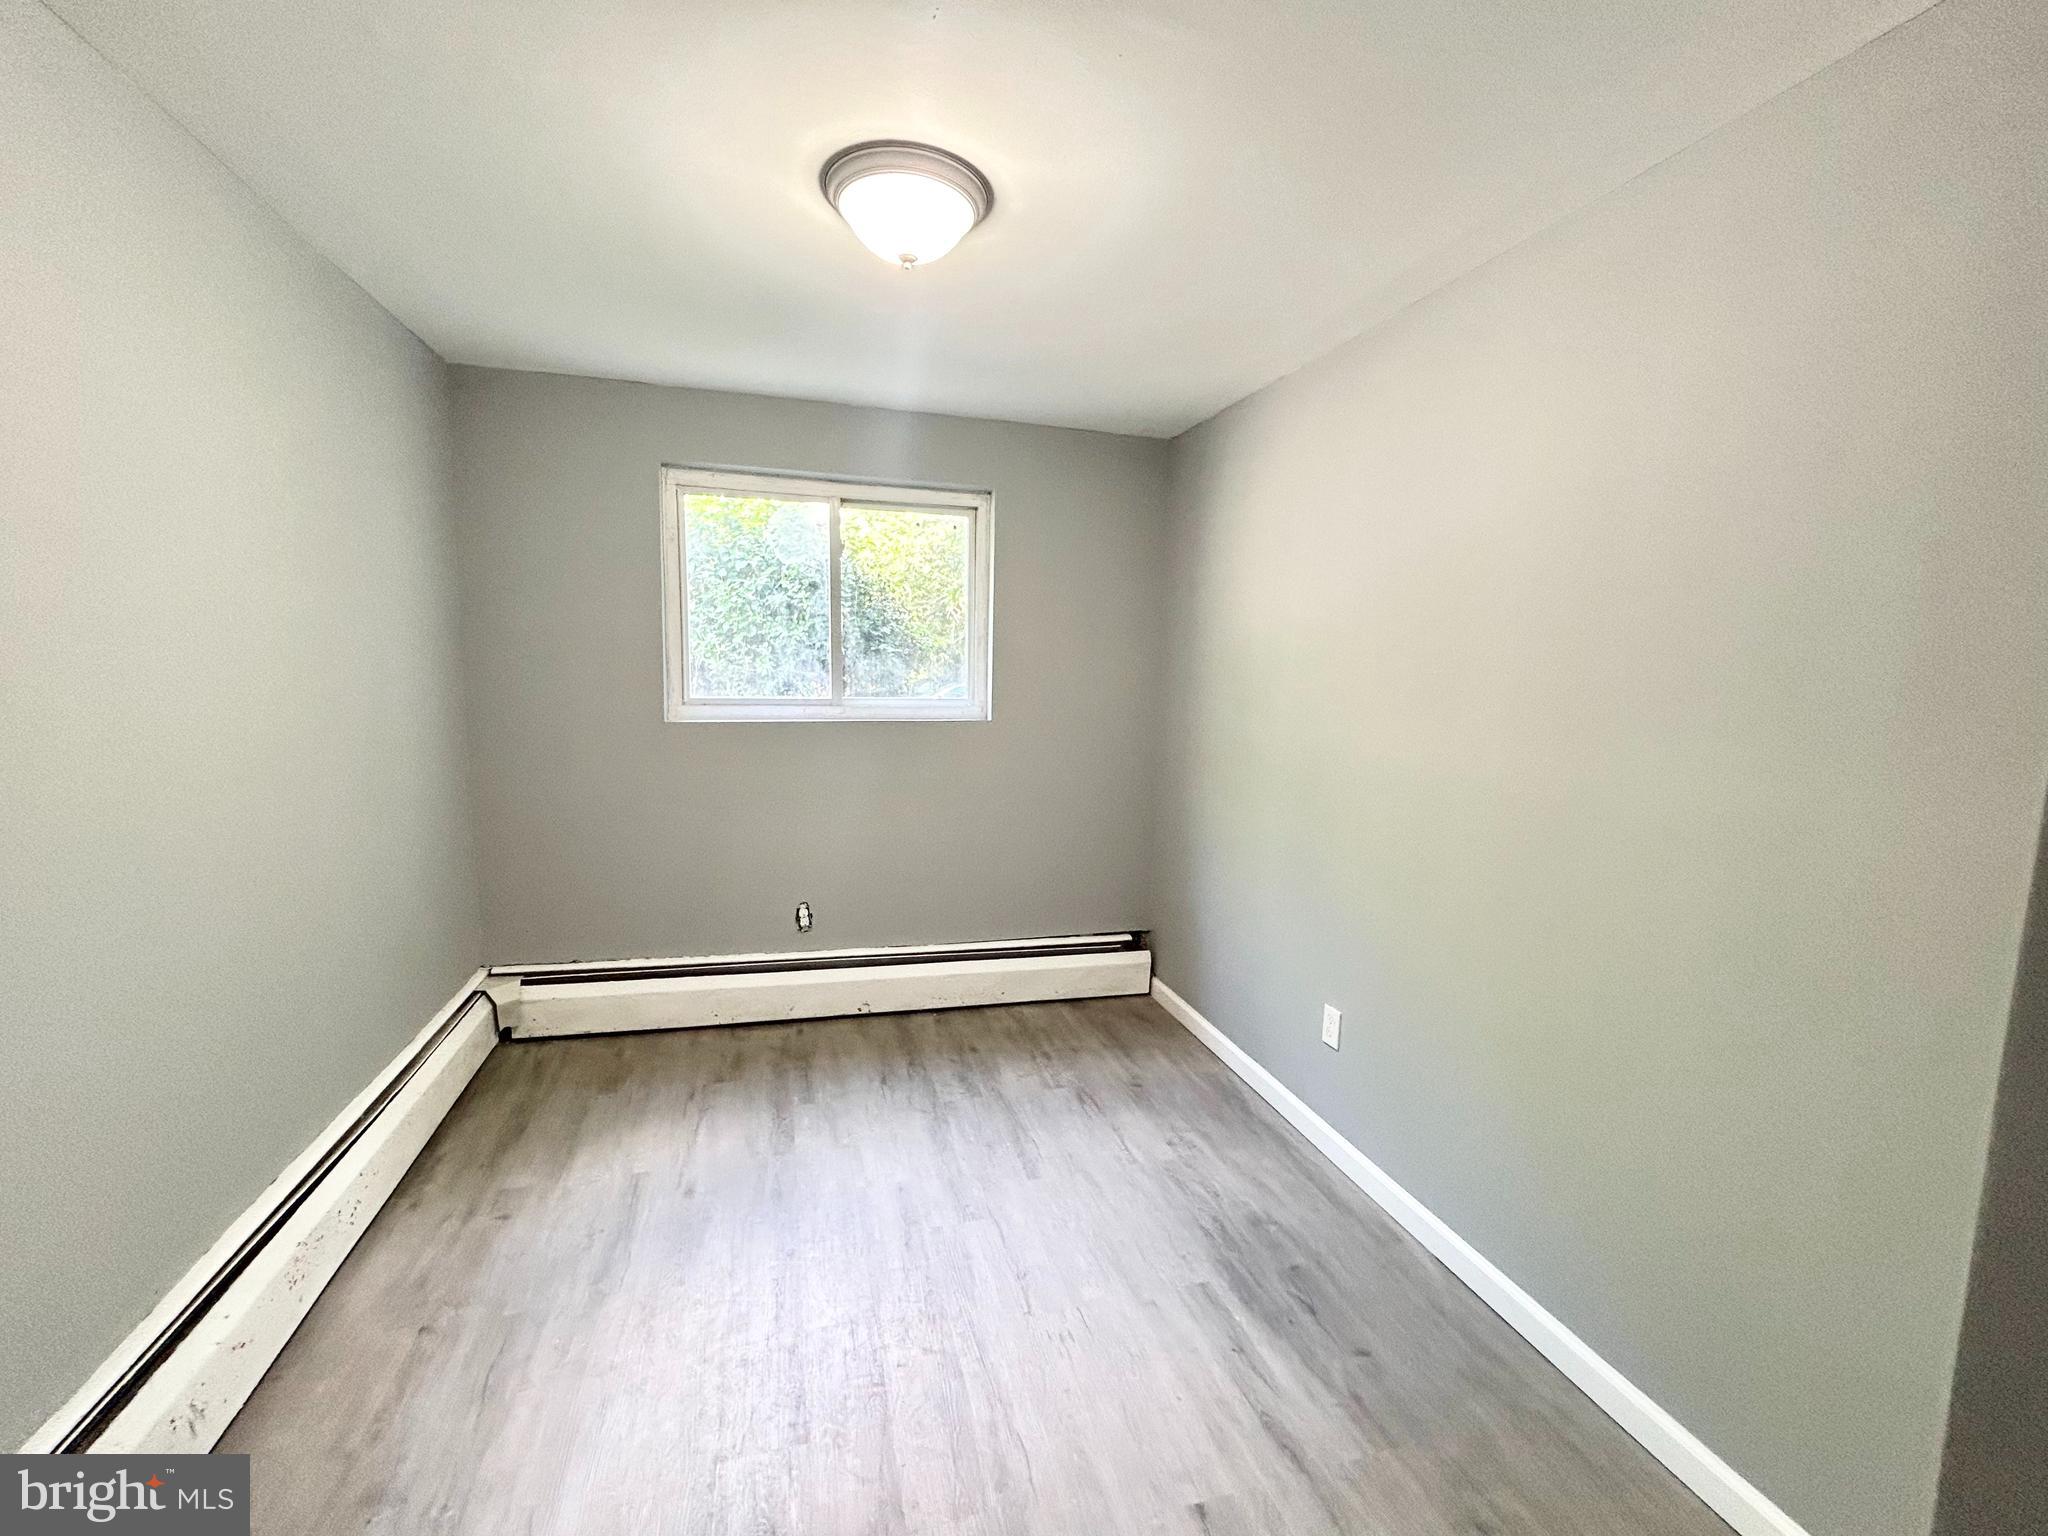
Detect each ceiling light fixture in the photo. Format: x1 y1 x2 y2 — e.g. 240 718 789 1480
821 141 993 270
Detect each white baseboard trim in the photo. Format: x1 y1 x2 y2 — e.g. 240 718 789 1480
1149 977 1808 1536
505 949 1152 1039
22 970 498 1455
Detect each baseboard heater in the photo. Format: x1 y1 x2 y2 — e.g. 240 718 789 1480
490 932 1152 1040
30 982 500 1455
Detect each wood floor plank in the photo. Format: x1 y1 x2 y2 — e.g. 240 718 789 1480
219 997 1730 1535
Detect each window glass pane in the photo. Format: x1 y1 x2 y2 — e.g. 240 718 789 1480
684 493 830 699
840 505 971 700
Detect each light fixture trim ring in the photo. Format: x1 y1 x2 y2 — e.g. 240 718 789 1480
819 140 995 225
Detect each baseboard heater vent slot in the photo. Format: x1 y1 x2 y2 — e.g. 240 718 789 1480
492 933 1152 1040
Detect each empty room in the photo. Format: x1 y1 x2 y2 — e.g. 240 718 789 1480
4 1 2044 1533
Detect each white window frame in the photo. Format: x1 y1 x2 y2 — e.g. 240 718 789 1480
660 465 994 723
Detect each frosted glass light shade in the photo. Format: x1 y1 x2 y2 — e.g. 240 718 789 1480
836 172 976 267
822 142 993 270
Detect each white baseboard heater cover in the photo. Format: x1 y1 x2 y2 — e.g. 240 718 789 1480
494 933 1152 1040
25 977 500 1455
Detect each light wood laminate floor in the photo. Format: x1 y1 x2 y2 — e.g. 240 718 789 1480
221 996 1730 1535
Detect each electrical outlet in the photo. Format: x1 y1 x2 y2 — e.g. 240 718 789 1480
795 901 813 933
1321 1004 1342 1050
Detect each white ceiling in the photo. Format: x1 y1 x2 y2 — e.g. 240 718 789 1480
52 0 1932 436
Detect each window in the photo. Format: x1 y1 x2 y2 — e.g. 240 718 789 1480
660 466 992 722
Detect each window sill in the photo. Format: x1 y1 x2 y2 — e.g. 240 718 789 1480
665 701 990 724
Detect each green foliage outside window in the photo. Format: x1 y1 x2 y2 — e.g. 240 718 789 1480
684 494 970 702
684 495 830 698
842 506 968 699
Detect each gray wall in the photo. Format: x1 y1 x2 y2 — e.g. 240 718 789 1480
1149 0 2048 1532
0 0 482 1448
1935 787 2048 1536
449 367 1168 964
